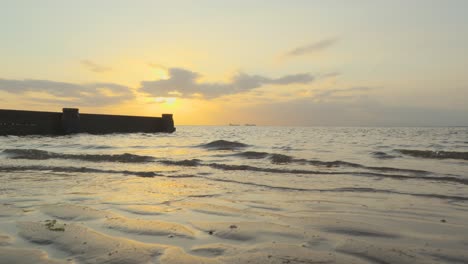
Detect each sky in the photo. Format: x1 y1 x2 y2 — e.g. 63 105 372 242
1 0 467 126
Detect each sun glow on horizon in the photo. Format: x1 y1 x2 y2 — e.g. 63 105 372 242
153 68 170 80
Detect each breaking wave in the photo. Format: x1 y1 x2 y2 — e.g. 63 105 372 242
199 140 249 150
2 149 155 163
396 149 468 160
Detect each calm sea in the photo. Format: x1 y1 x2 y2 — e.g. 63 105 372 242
1 126 467 263
1 126 467 198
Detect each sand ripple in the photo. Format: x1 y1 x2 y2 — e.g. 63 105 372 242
105 217 196 238
337 239 435 264
0 233 12 246
191 221 304 241
17 221 166 264
0 204 23 217
160 248 220 264
0 247 67 264
41 204 111 220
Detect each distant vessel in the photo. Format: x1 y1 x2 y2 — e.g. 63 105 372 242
229 123 240 126
0 108 176 135
244 124 256 126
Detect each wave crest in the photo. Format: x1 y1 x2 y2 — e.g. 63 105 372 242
160 159 200 167
3 149 154 163
200 140 249 150
270 154 293 164
396 149 468 160
233 151 269 159
0 165 158 177
371 151 397 159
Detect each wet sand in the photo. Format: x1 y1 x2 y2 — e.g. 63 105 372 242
1 172 468 264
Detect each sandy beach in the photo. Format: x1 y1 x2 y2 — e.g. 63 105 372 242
2 175 468 264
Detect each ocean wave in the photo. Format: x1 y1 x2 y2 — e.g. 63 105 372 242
3 148 431 177
299 158 427 175
2 162 467 199
0 165 158 177
200 177 468 201
159 159 201 166
304 159 362 168
200 140 249 150
300 159 419 174
232 151 427 174
205 163 467 185
4 158 462 186
2 149 154 163
205 162 369 176
232 151 269 159
230 151 294 163
371 151 397 159
270 154 293 164
81 145 114 150
396 149 468 160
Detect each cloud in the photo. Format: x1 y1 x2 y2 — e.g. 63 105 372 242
319 72 341 79
286 38 338 56
227 95 468 127
313 87 374 101
140 68 314 99
81 60 112 73
0 79 134 106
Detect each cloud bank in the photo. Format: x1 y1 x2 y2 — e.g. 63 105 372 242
140 68 314 99
0 79 134 106
228 96 468 127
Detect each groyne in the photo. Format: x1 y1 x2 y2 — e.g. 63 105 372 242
0 108 175 135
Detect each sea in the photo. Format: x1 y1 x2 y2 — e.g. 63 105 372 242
0 126 467 263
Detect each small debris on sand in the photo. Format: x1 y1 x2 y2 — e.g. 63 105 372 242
44 220 65 232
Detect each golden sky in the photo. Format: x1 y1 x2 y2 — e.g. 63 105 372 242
1 1 467 126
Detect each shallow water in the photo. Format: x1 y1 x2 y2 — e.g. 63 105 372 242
0 126 467 263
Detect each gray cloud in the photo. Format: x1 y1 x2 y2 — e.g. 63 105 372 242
0 79 134 106
81 60 112 73
287 38 338 56
140 68 314 99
